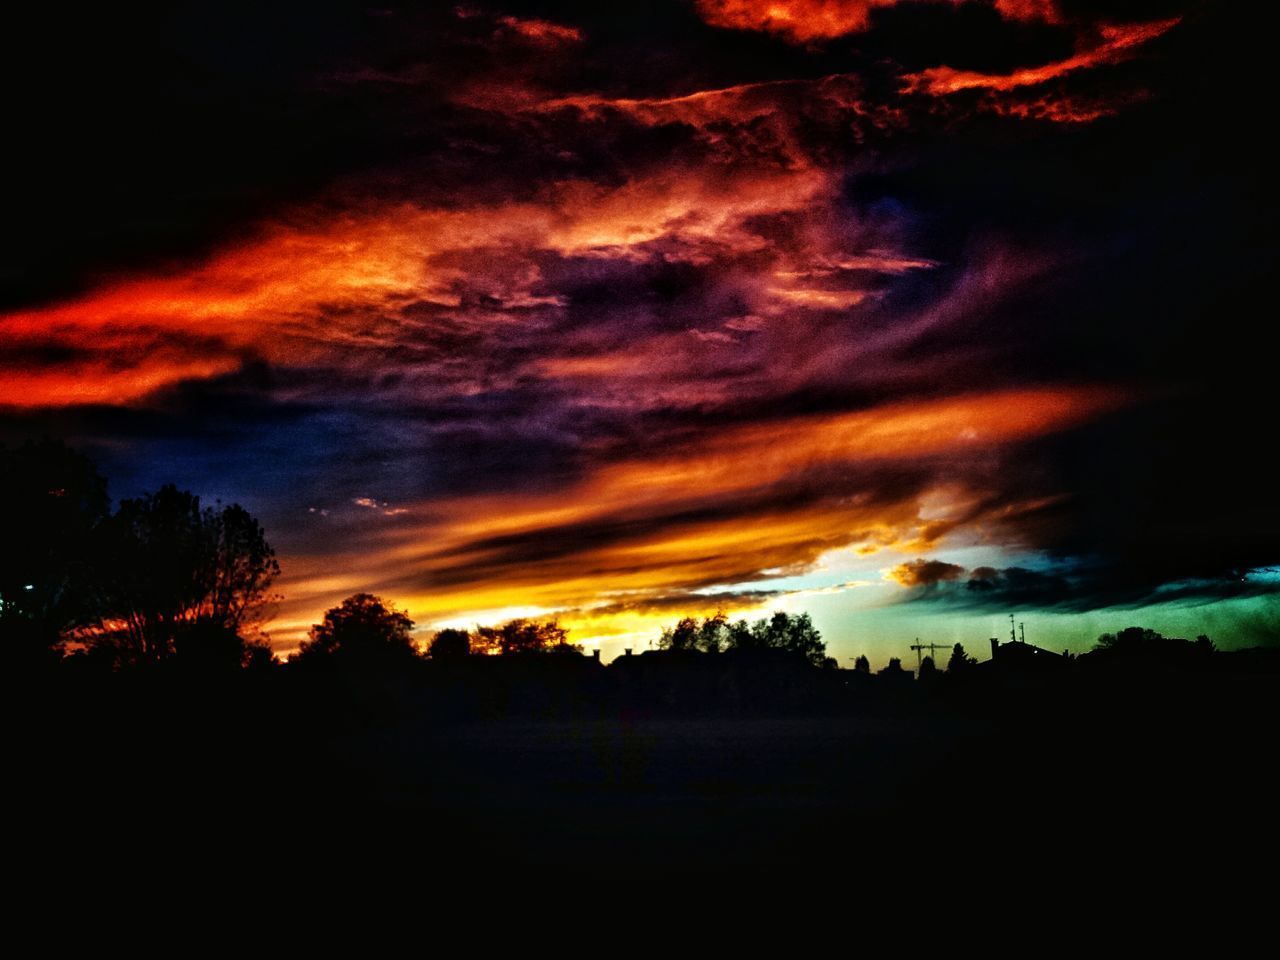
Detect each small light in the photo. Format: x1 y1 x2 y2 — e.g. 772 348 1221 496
24 584 35 591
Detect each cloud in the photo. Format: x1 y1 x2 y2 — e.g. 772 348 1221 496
353 497 409 517
886 560 1077 608
980 90 1149 124
694 0 1063 43
0 160 838 408
568 588 787 619
695 0 904 42
992 1 1060 23
889 560 1280 613
495 16 583 46
6 0 1276 656
886 557 966 587
255 385 1124 647
901 19 1178 96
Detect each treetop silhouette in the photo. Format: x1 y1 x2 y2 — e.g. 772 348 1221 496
658 610 828 666
472 617 575 656
295 592 417 666
659 611 729 654
87 484 279 666
948 643 976 673
427 627 471 661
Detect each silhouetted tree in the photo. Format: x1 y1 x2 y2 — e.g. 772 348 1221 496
659 616 700 652
0 439 109 665
726 618 753 651
1094 626 1166 653
469 626 501 656
1087 626 1217 669
473 617 569 655
774 612 826 665
853 654 871 673
428 627 471 660
947 643 976 673
658 612 730 653
87 485 279 666
725 611 827 666
294 593 417 667
548 639 585 655
879 657 906 676
698 611 729 653
919 655 938 679
172 620 277 671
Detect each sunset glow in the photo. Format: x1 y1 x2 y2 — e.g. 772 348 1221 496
4 2 1275 662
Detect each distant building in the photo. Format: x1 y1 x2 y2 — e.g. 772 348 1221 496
984 638 1069 672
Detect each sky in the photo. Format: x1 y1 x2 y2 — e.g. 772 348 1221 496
2 1 1278 664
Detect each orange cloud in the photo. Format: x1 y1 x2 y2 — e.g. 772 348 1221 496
458 71 905 165
0 348 239 409
695 0 908 42
536 73 873 125
267 386 1126 651
992 0 1060 23
886 557 966 586
496 16 583 45
987 91 1149 124
903 19 1179 96
0 163 832 407
695 0 1062 42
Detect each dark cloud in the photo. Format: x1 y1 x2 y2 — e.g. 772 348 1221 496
894 560 1280 612
957 564 1075 607
564 589 786 619
887 558 966 587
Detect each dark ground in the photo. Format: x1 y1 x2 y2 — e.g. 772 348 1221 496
10 662 1277 871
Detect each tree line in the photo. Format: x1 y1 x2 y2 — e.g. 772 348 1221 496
2 440 1248 679
2 439 837 672
653 611 832 667
282 595 836 671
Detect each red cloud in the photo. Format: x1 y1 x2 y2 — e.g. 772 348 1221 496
695 0 1061 43
903 19 1179 96
496 16 583 45
695 0 902 41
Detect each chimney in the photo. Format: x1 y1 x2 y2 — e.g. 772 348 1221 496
990 637 1000 661
592 649 601 662
624 648 633 657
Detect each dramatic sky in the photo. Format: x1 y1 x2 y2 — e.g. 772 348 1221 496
3 0 1278 662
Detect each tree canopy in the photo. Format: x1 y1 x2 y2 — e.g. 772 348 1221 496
948 643 976 673
658 611 729 653
472 618 573 655
88 484 279 666
728 611 827 666
658 610 827 666
427 627 471 661
294 592 417 666
1086 626 1217 667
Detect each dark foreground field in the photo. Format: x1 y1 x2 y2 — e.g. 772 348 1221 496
11 663 1277 870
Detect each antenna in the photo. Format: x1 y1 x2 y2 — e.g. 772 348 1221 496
1009 613 1017 644
1019 621 1026 644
